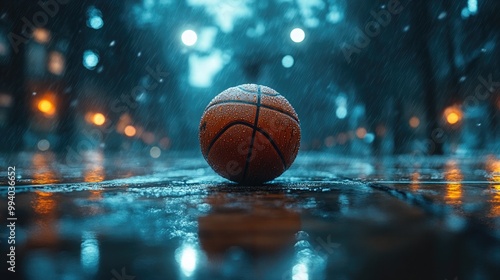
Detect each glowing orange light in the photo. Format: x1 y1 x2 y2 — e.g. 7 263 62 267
92 113 106 126
38 99 56 116
356 127 367 139
444 160 463 205
486 157 500 217
410 172 420 192
444 106 462 125
447 113 459 124
32 153 59 184
124 125 136 137
33 28 51 44
490 184 500 217
84 151 105 183
48 51 65 75
31 190 59 247
409 116 420 128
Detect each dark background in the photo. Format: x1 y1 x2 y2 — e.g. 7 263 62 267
0 0 499 157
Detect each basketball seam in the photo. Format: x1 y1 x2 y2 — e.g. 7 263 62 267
242 85 262 181
237 86 280 96
205 100 299 123
204 122 288 172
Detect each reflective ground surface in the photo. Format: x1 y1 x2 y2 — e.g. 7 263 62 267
1 152 500 279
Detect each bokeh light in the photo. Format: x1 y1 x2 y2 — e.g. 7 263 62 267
87 6 104 29
468 0 478 15
282 55 295 68
150 146 161 158
37 99 56 116
336 107 347 119
83 50 100 70
444 106 462 125
159 137 171 149
92 113 106 126
48 51 65 75
37 139 50 151
182 30 198 46
447 113 459 124
290 28 305 43
124 125 137 137
142 132 155 144
356 127 367 139
409 116 420 128
33 28 51 44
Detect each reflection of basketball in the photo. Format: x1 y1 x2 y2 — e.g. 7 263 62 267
199 84 300 184
198 192 301 256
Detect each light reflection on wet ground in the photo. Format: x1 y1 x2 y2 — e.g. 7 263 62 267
1 151 500 279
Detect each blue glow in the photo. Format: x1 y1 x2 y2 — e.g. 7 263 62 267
83 50 99 70
282 55 295 68
468 0 478 15
336 107 347 119
327 6 343 24
88 16 104 29
86 6 104 30
292 263 308 280
179 246 197 277
461 8 470 18
364 133 375 144
80 232 99 274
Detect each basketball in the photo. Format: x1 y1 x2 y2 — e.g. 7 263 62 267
199 84 301 184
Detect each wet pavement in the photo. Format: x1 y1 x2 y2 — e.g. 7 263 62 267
1 151 500 280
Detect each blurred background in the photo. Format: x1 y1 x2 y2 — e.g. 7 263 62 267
0 0 499 159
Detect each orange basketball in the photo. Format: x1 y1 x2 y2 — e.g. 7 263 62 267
199 84 300 184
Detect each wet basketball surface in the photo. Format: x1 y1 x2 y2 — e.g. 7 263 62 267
1 152 500 279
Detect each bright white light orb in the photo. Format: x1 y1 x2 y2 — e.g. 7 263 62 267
282 55 294 68
182 30 198 46
180 246 197 277
290 28 305 43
